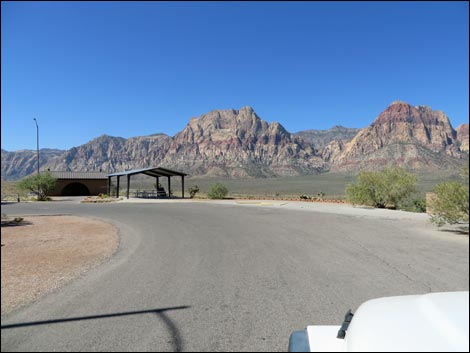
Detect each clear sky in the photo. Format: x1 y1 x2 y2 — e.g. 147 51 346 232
1 1 469 151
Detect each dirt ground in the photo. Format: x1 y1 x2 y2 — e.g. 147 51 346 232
1 215 119 316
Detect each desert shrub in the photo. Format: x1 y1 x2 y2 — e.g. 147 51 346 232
400 197 427 213
346 167 417 209
188 185 200 198
429 165 469 226
207 183 228 199
300 194 310 200
17 171 57 201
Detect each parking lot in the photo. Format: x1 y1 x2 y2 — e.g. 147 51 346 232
1 199 468 351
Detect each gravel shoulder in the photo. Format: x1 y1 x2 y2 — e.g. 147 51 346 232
1 215 119 316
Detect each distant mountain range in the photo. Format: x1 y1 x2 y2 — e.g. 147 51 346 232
1 101 469 181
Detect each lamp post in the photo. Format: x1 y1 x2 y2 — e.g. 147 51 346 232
33 118 39 175
33 118 40 200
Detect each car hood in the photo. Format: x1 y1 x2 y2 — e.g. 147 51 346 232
344 291 469 352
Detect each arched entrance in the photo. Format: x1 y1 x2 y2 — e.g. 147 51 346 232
61 182 91 196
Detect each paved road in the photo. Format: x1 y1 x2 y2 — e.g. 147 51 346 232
1 200 468 351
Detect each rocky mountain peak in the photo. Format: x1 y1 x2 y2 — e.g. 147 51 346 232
175 107 290 145
373 101 419 125
168 107 325 177
374 101 453 129
456 123 469 135
456 123 469 152
269 121 288 134
87 134 126 145
330 101 463 172
415 105 433 113
2 104 467 181
239 106 255 113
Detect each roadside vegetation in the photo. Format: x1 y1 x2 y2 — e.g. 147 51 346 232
188 185 200 198
1 181 29 202
207 183 229 199
102 170 461 201
429 165 469 226
346 167 418 210
17 171 57 201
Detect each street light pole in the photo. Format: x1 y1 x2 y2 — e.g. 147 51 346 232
33 118 39 175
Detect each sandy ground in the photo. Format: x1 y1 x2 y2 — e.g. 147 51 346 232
1 215 119 316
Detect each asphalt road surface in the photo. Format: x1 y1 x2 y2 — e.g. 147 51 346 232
1 200 468 352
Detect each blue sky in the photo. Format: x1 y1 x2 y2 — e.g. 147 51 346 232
1 1 469 151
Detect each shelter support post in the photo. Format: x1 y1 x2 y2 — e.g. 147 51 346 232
127 174 130 199
116 176 120 198
182 175 185 198
168 176 171 198
108 177 111 196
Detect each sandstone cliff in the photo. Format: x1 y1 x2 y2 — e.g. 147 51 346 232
162 106 326 177
329 101 466 171
456 123 469 152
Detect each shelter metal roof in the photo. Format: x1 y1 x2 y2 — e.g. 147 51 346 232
108 167 187 178
50 171 108 180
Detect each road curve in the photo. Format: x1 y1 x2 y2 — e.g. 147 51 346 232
1 200 468 351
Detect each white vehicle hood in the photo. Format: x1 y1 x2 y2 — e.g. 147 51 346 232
308 291 469 352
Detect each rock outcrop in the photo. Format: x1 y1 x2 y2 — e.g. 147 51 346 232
456 123 469 152
43 134 172 174
329 101 466 171
162 106 326 177
295 126 361 150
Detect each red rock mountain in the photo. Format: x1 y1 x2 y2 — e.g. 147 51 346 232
329 101 466 171
456 123 469 152
1 102 468 180
161 106 326 177
28 107 326 179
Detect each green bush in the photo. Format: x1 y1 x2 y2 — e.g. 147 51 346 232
188 185 200 198
400 197 427 213
17 171 57 201
346 167 417 209
429 165 469 226
207 183 228 199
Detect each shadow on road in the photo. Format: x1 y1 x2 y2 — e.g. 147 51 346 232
439 226 469 235
1 305 190 351
0 305 190 329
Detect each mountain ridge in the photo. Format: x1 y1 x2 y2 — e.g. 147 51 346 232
1 102 468 181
